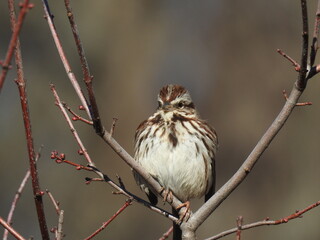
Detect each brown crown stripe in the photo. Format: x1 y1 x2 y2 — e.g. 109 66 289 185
159 85 188 102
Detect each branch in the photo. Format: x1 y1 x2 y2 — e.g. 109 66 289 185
51 85 95 166
43 0 185 219
206 200 320 240
0 217 26 240
64 103 93 125
0 0 32 92
310 0 320 66
183 1 311 237
63 0 103 134
46 189 64 239
10 1 49 238
50 86 179 223
40 0 90 117
3 147 42 240
159 226 174 240
84 200 132 240
296 0 309 90
56 210 64 240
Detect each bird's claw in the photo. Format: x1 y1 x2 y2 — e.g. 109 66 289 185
176 201 191 223
160 188 173 204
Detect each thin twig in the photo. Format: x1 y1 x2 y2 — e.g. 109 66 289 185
40 0 90 117
46 189 64 239
3 147 42 240
51 151 94 171
277 49 301 72
46 0 184 219
297 0 309 90
51 85 95 166
159 226 174 240
310 0 320 66
184 1 312 236
282 89 312 106
110 118 118 137
205 200 320 240
0 217 26 240
51 86 178 222
116 174 126 190
11 0 49 237
0 0 32 92
90 166 178 223
46 189 61 214
63 0 103 134
84 200 132 240
236 216 243 240
63 102 93 125
56 210 64 240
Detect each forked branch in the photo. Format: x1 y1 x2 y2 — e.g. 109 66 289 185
183 1 318 239
206 200 320 240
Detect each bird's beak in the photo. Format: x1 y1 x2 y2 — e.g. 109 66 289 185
162 101 172 111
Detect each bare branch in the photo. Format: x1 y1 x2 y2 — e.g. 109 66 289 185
42 0 185 221
51 85 95 166
40 0 90 117
183 1 312 237
3 147 42 240
56 210 64 240
0 217 26 240
310 0 320 66
63 0 104 135
46 189 61 215
63 103 93 125
277 49 301 72
84 200 132 240
236 216 243 240
159 226 173 240
51 84 180 222
282 89 312 106
0 0 32 92
296 0 309 90
206 200 320 240
10 0 49 237
110 118 118 137
46 190 64 239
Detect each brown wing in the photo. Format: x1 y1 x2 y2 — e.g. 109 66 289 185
205 157 215 202
204 124 218 202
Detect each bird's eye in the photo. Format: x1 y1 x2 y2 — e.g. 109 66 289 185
157 101 162 108
177 102 184 108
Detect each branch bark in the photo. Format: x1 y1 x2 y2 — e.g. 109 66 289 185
0 0 31 92
181 1 311 239
206 200 320 240
0 217 26 240
9 1 50 238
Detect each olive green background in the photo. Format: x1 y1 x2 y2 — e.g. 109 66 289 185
1 1 320 239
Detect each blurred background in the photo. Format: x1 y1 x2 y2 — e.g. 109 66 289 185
1 1 320 239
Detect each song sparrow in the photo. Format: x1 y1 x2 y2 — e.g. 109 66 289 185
134 84 218 208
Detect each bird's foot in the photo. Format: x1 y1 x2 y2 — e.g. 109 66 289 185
176 201 191 223
160 187 173 204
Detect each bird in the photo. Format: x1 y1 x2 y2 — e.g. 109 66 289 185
133 84 218 226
